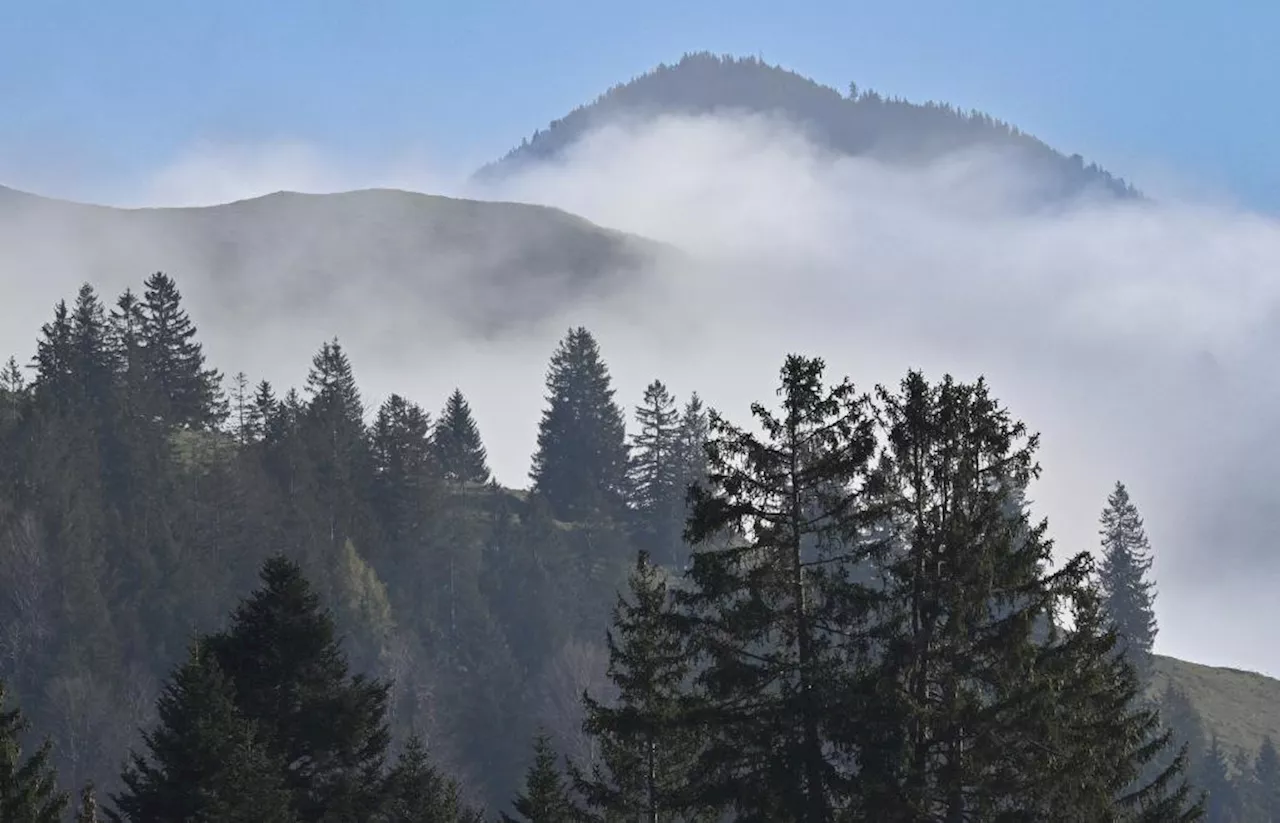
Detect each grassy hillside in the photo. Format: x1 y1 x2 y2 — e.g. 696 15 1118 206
0 186 673 371
480 52 1137 202
1156 653 1280 758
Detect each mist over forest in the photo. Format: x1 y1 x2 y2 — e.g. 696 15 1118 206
2 51 1280 822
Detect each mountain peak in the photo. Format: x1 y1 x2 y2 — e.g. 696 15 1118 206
481 51 1136 202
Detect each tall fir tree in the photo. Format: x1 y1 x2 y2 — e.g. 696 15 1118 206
139 271 225 428
1098 481 1159 682
0 680 67 823
108 645 296 823
678 355 880 821
530 327 630 521
432 389 490 485
628 380 682 566
1253 736 1280 822
32 299 75 414
303 338 374 550
203 556 392 823
1029 576 1201 821
380 735 482 823
75 783 101 823
574 551 706 822
1201 736 1242 823
501 733 577 823
860 371 1099 819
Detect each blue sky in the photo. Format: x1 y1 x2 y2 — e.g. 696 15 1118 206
2 0 1276 208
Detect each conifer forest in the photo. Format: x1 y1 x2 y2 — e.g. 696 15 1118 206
1 270 1273 822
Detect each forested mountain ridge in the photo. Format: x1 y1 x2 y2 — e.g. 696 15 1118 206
479 51 1138 201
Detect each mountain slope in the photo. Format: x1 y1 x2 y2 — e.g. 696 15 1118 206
0 186 668 367
1155 654 1280 759
480 52 1136 202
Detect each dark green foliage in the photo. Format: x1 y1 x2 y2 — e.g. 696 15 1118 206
501 734 576 823
433 389 490 485
574 551 705 822
679 355 880 821
486 52 1137 200
1099 481 1159 681
0 680 67 823
530 327 630 521
1032 579 1201 821
139 272 225 428
1251 736 1280 821
862 371 1122 819
108 645 296 823
1202 736 1243 823
75 783 100 823
380 736 483 823
628 380 683 566
204 556 392 822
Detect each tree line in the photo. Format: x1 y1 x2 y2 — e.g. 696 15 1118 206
0 272 1271 820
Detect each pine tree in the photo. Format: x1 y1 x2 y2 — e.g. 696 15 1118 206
76 783 100 823
204 556 391 823
32 299 75 413
371 394 436 550
1030 576 1201 821
109 645 296 823
628 380 682 565
574 551 705 822
1098 481 1159 681
380 736 482 823
0 680 67 823
302 338 374 550
861 371 1096 819
501 734 577 823
530 327 630 521
230 371 254 444
140 271 224 428
432 389 490 485
70 283 117 415
678 355 880 821
1253 736 1280 822
1201 736 1242 823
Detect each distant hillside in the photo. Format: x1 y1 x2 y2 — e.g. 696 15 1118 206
0 186 667 363
1155 654 1280 759
480 52 1137 202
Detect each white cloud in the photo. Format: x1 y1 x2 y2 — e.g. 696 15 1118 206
4 112 1280 676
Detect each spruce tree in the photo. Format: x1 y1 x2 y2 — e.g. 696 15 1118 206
380 736 482 823
501 734 577 823
530 327 630 521
76 783 100 823
303 338 374 549
678 355 880 821
861 371 1096 819
432 389 490 485
32 299 75 414
1098 481 1159 681
628 380 682 565
204 556 391 823
109 645 296 823
574 551 705 822
1030 577 1201 821
371 394 436 552
0 680 67 823
140 271 224 428
1201 736 1242 823
1254 736 1280 822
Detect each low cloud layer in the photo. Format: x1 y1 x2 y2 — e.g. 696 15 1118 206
3 112 1280 675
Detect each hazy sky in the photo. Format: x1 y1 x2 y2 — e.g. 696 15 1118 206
3 0 1277 208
